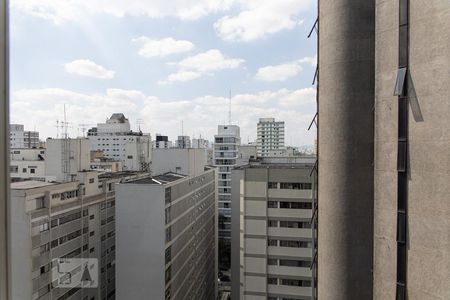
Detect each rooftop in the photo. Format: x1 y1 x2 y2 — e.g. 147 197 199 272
11 181 57 190
125 172 187 185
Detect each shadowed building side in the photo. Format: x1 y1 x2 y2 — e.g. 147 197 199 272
318 0 375 299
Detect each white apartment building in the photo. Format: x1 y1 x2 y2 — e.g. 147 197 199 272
10 148 46 182
87 114 151 171
9 171 146 300
175 135 191 149
192 138 210 149
231 157 316 300
116 169 217 300
213 125 241 240
153 134 173 149
256 118 285 157
10 124 40 149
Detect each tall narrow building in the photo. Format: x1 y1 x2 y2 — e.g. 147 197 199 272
256 118 285 157
318 0 375 299
213 125 240 270
231 157 317 300
9 124 40 149
318 1 450 300
116 169 217 300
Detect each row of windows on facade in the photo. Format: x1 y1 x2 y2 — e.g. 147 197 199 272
33 201 114 235
267 278 311 287
268 201 312 209
10 166 37 174
268 182 312 190
97 137 135 141
39 227 115 255
267 258 311 268
268 239 312 248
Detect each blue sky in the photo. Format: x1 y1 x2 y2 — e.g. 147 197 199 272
9 0 317 146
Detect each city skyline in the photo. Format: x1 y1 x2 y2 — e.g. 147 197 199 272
9 0 317 147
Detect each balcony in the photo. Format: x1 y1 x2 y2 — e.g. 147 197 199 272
268 284 312 298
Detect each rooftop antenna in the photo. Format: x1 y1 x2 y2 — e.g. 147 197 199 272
55 120 59 138
228 89 232 125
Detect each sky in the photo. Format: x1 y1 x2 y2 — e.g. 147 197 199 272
9 0 318 147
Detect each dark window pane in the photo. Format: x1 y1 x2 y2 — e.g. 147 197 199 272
398 172 407 211
397 243 407 284
397 141 407 172
394 67 407 96
400 0 408 26
399 26 408 67
396 283 406 300
398 97 408 140
397 211 406 243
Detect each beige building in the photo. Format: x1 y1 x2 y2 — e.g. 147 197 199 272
116 168 218 300
231 158 316 300
9 171 145 300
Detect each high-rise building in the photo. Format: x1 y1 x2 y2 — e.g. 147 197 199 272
231 157 317 300
192 137 210 149
256 118 285 157
153 134 173 149
9 171 145 300
10 148 46 182
175 135 191 149
87 114 151 171
115 169 217 300
317 1 450 300
213 125 240 271
9 124 40 149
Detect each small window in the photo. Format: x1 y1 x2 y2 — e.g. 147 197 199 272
267 259 277 265
394 67 407 96
268 220 278 227
90 215 95 220
268 182 278 189
268 239 277 246
267 201 278 208
89 178 95 184
267 277 278 285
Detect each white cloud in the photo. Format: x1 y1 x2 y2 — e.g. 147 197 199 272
64 59 115 79
11 0 235 24
163 49 244 83
214 0 313 42
256 62 302 82
11 87 316 146
255 55 316 82
133 37 195 58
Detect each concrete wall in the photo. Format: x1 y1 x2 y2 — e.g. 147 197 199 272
318 0 375 299
231 169 243 300
374 1 450 299
0 1 8 298
45 138 90 181
116 184 165 300
152 148 207 176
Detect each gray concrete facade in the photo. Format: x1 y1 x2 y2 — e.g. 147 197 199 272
116 169 217 300
374 1 450 299
318 0 375 299
8 172 129 300
231 159 316 300
0 1 8 298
